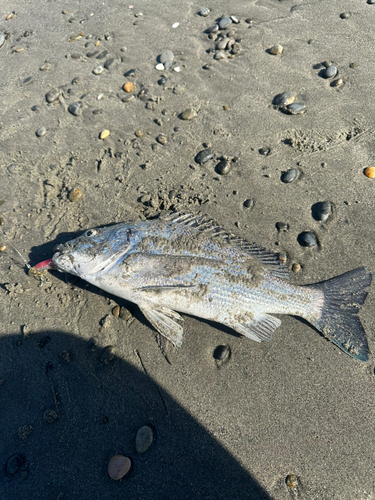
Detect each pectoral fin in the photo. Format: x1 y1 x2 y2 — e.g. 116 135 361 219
140 306 184 347
228 314 281 342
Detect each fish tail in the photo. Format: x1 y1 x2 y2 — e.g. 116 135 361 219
307 267 372 362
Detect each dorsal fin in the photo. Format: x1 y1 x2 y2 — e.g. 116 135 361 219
159 211 290 280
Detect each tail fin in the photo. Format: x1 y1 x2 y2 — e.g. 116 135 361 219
308 267 372 362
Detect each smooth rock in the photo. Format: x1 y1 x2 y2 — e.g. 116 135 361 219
214 51 225 60
274 91 295 107
156 134 168 145
68 187 82 202
331 78 343 87
198 7 210 17
155 63 164 71
172 22 179 28
108 455 131 480
160 50 174 63
216 38 229 50
298 231 317 247
86 50 99 57
269 44 283 55
100 345 117 364
36 126 46 137
164 60 172 70
46 88 60 103
281 168 298 183
230 16 239 23
135 425 154 453
213 344 231 361
276 222 289 232
312 201 332 221
219 16 232 29
92 66 104 75
68 102 81 116
243 199 253 208
207 24 219 33
286 103 306 115
180 108 197 120
216 159 231 174
104 58 115 69
99 129 110 139
195 148 214 164
124 69 136 77
96 50 109 59
323 65 337 78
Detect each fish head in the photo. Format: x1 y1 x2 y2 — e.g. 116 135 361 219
52 223 135 278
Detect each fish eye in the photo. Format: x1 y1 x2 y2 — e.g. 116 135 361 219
85 229 97 237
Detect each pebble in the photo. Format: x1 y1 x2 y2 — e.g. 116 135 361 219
274 91 295 107
100 345 117 364
180 108 197 120
219 16 232 29
36 126 46 137
286 103 306 115
198 7 210 16
104 58 115 69
340 12 351 19
286 474 299 488
6 455 24 475
97 50 109 59
207 24 219 33
298 231 317 247
93 108 103 113
276 222 289 232
243 199 253 208
312 201 332 221
292 263 301 273
216 38 229 50
163 60 172 70
135 130 147 138
331 78 343 88
214 51 226 60
323 65 337 78
124 69 136 77
158 76 167 85
269 44 283 55
123 81 135 93
46 88 60 103
112 305 120 317
173 66 181 72
214 345 231 361
364 166 375 178
86 50 99 57
68 187 82 202
122 95 135 103
100 130 110 139
119 307 132 321
231 15 239 24
195 148 214 164
259 147 271 156
172 22 179 28
216 159 231 175
135 425 154 453
68 102 81 116
71 76 80 85
160 50 174 63
156 134 168 145
92 66 103 75
281 169 297 183
0 245 6 252
6 13 14 21
108 455 131 480
0 34 5 48
155 63 164 71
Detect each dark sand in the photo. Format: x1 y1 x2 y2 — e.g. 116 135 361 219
0 1 374 499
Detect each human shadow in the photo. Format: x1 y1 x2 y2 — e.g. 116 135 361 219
0 329 272 500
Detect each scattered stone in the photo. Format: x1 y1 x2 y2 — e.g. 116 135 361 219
364 166 375 178
135 130 147 138
276 222 289 232
160 50 174 63
157 134 168 145
180 108 197 120
0 34 5 48
119 307 132 321
60 350 71 363
340 12 351 19
97 50 109 59
231 15 239 23
43 409 59 423
104 58 115 69
92 66 104 75
216 38 229 50
6 13 14 21
292 263 301 273
18 424 33 440
172 22 179 28
195 148 214 164
100 129 110 139
123 81 135 93
68 188 82 202
124 69 136 77
216 159 231 175
281 169 297 183
198 7 210 17
331 78 343 88
39 61 52 71
298 231 317 247
155 63 164 71
71 76 80 84
323 65 337 78
87 50 99 57
100 345 117 365
286 103 306 115
213 344 231 361
36 126 46 137
274 91 295 107
68 102 81 116
243 199 253 208
269 44 283 55
259 147 271 156
6 455 24 475
46 88 60 103
207 24 219 33
223 105 230 111
214 51 226 60
158 76 167 85
135 425 154 453
312 201 332 221
108 456 131 480
93 108 104 113
112 305 120 317
219 16 232 29
286 474 299 489
0 245 6 252
164 60 172 70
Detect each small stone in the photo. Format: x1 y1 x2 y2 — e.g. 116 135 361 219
292 263 301 273
207 24 219 33
68 102 81 116
331 78 343 88
213 345 231 361
323 65 337 78
243 199 253 208
46 88 60 103
214 51 226 60
172 22 179 28
157 134 168 145
216 159 231 175
135 130 146 138
281 169 297 183
93 108 103 113
108 455 132 480
6 455 24 475
0 34 5 48
180 108 197 120
195 148 214 164
223 105 230 111
36 126 46 137
6 13 14 21
274 91 295 107
86 50 99 57
100 345 117 365
0 245 6 252
112 305 120 317
286 474 299 488
158 76 167 85
276 222 289 232
123 81 135 93
160 50 174 63
135 425 154 453
312 201 332 221
68 188 82 202
173 66 181 72
124 69 136 77
119 307 132 321
364 166 375 178
43 409 59 423
286 103 306 115
340 12 351 19
92 66 104 75
269 44 283 55
216 38 229 50
71 77 80 85
122 95 135 103
298 231 317 247
259 147 271 156
219 16 232 29
155 63 164 71
198 7 210 16
104 58 115 69
230 16 239 23
100 130 110 139
97 50 109 59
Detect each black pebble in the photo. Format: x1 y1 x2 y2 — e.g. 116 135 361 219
281 169 298 183
104 58 115 69
31 105 39 111
243 199 253 208
259 147 271 156
216 159 231 175
96 50 109 59
213 345 231 361
195 148 214 164
86 51 99 58
312 201 332 221
158 76 167 85
298 231 317 247
124 69 136 77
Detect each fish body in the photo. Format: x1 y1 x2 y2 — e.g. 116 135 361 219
51 212 372 361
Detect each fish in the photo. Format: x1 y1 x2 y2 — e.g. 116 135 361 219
47 212 372 362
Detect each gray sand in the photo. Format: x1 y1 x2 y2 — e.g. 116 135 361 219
0 1 374 499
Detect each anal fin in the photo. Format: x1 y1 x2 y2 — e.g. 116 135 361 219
229 314 281 342
140 306 184 347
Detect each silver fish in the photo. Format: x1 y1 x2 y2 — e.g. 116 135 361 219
51 212 372 361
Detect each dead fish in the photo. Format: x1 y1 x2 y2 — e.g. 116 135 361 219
44 212 371 361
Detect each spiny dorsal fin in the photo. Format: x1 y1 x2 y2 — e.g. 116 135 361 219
159 211 290 280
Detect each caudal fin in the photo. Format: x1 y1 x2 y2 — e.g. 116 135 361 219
308 267 372 362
